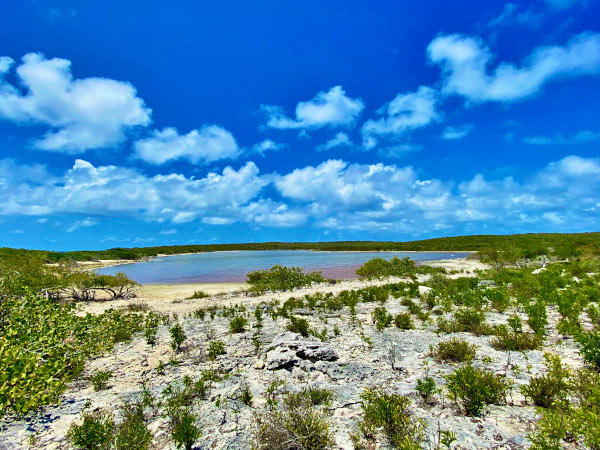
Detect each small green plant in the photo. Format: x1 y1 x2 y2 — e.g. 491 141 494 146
68 409 115 450
286 315 311 337
490 327 542 351
144 313 160 346
170 323 186 352
358 388 423 447
527 301 548 336
252 389 334 449
115 401 153 450
207 340 226 360
394 313 415 330
90 370 112 391
254 306 263 329
372 306 393 331
187 290 209 299
432 338 477 363
521 354 569 408
416 377 437 403
239 383 253 406
508 314 523 333
229 315 248 333
170 408 201 450
445 364 509 416
576 331 600 369
156 360 166 375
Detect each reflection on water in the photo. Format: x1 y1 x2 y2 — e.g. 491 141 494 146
97 250 470 284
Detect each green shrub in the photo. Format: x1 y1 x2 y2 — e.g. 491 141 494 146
246 265 325 293
432 338 477 363
394 313 415 330
170 408 201 450
527 301 548 336
229 316 248 333
415 377 437 402
508 314 523 333
186 290 209 299
576 331 600 369
68 409 115 450
286 315 311 337
356 257 424 280
372 307 393 331
170 323 186 352
252 390 334 449
144 312 160 345
521 354 569 408
90 370 112 391
207 340 226 360
239 383 253 406
115 401 153 450
358 388 423 447
491 327 542 351
445 364 509 416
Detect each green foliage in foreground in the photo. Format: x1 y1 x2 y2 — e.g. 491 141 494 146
246 265 325 293
0 294 142 417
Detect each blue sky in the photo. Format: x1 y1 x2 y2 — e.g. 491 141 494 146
1 0 600 250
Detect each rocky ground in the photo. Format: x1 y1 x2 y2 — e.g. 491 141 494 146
0 259 585 449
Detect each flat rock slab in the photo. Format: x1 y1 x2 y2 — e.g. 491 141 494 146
266 338 338 370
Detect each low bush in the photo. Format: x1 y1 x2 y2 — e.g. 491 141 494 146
576 331 600 369
246 265 325 293
521 354 569 408
252 390 334 449
445 364 509 416
90 370 112 391
491 327 542 351
115 401 153 450
186 290 209 300
170 323 186 352
286 315 311 337
432 338 477 363
358 388 423 448
229 316 248 333
68 409 115 450
207 340 226 360
394 313 414 330
415 377 437 402
170 408 201 450
372 306 393 331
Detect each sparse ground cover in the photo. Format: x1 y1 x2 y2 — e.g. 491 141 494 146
1 240 600 448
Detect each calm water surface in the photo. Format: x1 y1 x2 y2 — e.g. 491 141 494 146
97 250 470 284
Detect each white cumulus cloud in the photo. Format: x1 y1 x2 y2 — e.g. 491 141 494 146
262 86 364 130
427 31 600 103
0 53 151 152
441 124 474 140
133 126 239 165
361 86 439 149
316 132 353 151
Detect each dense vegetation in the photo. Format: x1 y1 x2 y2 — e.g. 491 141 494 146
2 231 598 262
0 255 143 417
